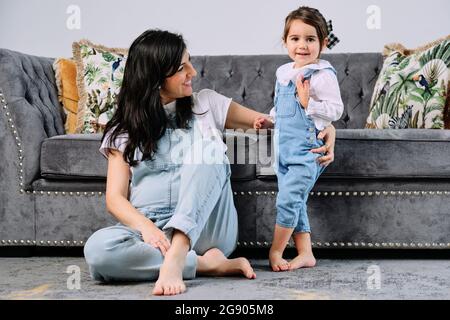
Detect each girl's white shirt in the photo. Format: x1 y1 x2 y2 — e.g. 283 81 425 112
270 59 344 130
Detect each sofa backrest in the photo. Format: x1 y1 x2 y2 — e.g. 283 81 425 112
0 49 383 139
0 48 383 188
191 53 383 129
0 48 66 188
0 49 65 137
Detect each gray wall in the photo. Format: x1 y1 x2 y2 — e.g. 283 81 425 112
0 0 449 58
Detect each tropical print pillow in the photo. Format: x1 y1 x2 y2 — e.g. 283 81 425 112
73 40 127 133
366 36 450 129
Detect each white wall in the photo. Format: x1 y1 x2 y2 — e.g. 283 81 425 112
0 0 449 58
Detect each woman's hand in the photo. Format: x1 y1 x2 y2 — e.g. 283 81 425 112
253 116 274 129
296 75 310 109
140 222 171 256
311 125 336 167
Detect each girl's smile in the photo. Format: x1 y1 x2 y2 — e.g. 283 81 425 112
285 19 323 68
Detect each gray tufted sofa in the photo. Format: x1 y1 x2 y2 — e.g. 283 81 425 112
1 48 450 252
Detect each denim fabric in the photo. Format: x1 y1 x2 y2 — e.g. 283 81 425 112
129 118 189 214
273 67 333 233
84 116 238 282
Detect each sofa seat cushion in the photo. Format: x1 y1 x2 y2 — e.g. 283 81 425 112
257 129 450 179
40 132 256 181
41 134 107 179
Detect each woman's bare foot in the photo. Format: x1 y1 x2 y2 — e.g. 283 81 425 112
269 249 290 272
152 250 186 296
197 248 256 279
289 252 316 270
153 231 190 296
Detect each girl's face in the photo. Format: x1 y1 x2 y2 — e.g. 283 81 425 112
160 50 197 105
285 19 326 68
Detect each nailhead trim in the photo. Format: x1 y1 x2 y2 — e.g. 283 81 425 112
234 241 450 249
0 239 87 246
0 88 25 193
31 190 104 196
233 191 450 197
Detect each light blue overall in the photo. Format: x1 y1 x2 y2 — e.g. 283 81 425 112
84 115 238 282
274 67 335 233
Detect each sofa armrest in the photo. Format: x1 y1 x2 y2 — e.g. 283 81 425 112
0 49 65 189
0 88 36 242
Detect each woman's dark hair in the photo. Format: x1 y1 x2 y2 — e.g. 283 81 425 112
102 29 193 166
283 6 329 53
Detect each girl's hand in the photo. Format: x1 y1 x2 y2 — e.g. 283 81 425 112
296 75 310 109
253 116 274 129
311 125 336 167
140 223 171 256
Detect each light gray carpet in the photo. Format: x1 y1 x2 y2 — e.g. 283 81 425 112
0 257 449 300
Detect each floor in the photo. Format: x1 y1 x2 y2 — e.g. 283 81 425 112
1 250 449 300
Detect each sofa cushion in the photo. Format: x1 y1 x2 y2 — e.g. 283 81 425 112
41 134 107 179
53 58 79 134
257 129 450 179
40 132 257 181
72 39 127 134
366 36 450 129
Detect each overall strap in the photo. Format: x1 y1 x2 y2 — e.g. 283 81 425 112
302 66 337 81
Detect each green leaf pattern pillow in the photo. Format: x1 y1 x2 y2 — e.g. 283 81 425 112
366 38 449 129
73 40 127 133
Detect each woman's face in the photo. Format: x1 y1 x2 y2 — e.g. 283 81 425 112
160 50 197 105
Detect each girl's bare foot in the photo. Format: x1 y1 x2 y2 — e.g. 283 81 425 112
152 250 186 296
197 248 256 279
269 224 294 271
269 249 290 272
289 252 316 270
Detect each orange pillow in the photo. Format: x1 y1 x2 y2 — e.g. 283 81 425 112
53 58 79 133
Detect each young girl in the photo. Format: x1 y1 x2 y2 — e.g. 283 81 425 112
254 6 344 271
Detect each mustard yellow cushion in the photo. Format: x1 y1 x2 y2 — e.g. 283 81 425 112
53 58 79 134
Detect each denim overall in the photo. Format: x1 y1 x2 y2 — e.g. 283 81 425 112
84 114 238 282
274 66 335 233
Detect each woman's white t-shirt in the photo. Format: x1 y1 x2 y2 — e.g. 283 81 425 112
99 89 232 158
